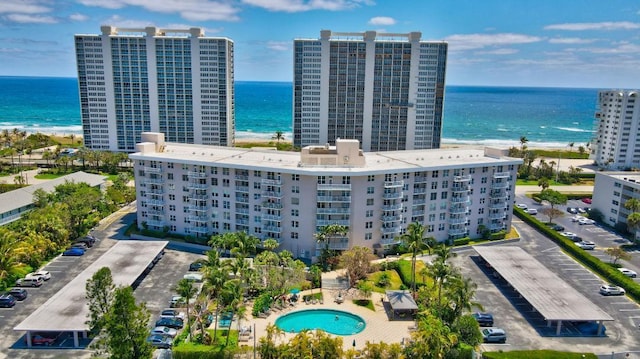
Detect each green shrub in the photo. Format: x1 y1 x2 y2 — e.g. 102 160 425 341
453 237 470 246
488 230 506 240
252 292 272 316
483 350 597 359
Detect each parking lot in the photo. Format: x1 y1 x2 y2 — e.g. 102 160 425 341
0 211 205 359
447 213 640 355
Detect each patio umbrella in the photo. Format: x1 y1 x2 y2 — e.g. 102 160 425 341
289 288 300 294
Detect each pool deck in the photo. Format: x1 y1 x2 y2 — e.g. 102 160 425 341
246 288 415 351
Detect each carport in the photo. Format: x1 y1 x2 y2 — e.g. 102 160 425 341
386 290 418 319
474 246 613 336
14 240 168 348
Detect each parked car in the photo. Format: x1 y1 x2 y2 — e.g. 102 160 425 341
62 248 85 256
482 328 507 343
189 260 207 271
471 312 494 327
599 284 625 296
75 236 96 247
31 334 56 346
525 208 538 215
582 198 592 204
161 309 186 321
183 273 203 282
0 294 16 308
571 215 584 222
567 207 578 214
70 242 89 250
151 326 178 338
577 207 587 214
146 334 173 349
26 270 51 281
560 232 577 238
515 203 528 209
16 277 43 287
169 295 185 308
578 218 595 225
551 224 565 231
575 241 596 250
7 288 28 301
155 317 184 329
618 268 637 278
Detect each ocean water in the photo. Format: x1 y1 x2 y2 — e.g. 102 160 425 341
0 76 599 148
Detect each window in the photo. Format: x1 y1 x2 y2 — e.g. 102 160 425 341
292 198 299 205
439 213 446 220
430 193 437 200
169 215 176 221
365 233 372 240
169 194 175 201
292 186 300 193
367 198 374 206
292 174 300 181
431 182 438 189
366 222 373 228
291 209 299 216
441 192 448 199
169 205 175 211
292 221 299 228
366 210 373 217
432 171 439 178
292 232 299 239
223 168 229 176
367 186 375 194
367 175 375 182
428 214 435 222
167 173 174 180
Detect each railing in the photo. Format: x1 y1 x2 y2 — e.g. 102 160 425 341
489 212 506 219
413 187 427 194
262 225 282 233
317 183 352 191
235 175 249 181
412 198 426 205
384 180 404 188
453 175 471 182
448 217 467 225
451 185 469 193
235 186 250 193
493 172 510 179
414 176 428 183
188 205 208 212
189 226 209 234
488 223 505 231
263 214 282 221
146 220 165 227
236 218 249 225
262 191 282 198
383 192 403 199
188 171 207 178
316 219 350 227
235 208 250 214
449 205 467 214
262 202 283 209
147 188 164 195
380 237 401 245
317 196 351 202
412 209 425 216
235 197 250 203
450 196 470 203
147 209 165 216
491 182 509 189
489 201 506 209
316 208 350 214
261 178 282 186
448 228 467 236
187 215 209 223
380 227 401 234
144 166 162 173
190 194 209 201
382 204 403 211
147 199 165 206
145 177 164 184
381 215 402 222
187 183 208 190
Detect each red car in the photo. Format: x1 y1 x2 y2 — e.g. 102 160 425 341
30 334 56 346
582 198 592 204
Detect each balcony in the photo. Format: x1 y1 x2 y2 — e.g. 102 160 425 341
448 217 467 225
489 212 506 219
412 198 426 205
235 207 250 214
188 215 209 223
262 191 282 199
146 220 165 227
188 171 207 178
317 183 352 191
316 219 350 227
450 196 470 203
262 202 283 209
147 209 165 216
384 180 404 188
189 226 210 234
235 175 249 181
188 205 208 212
316 207 350 214
327 241 350 250
489 201 506 209
147 199 165 206
235 197 249 203
263 214 283 221
453 175 472 182
317 195 351 202
383 191 403 200
449 205 467 214
236 218 249 225
380 227 401 234
451 185 469 193
263 225 282 233
449 228 467 236
413 187 427 194
488 223 505 231
381 215 402 223
412 209 425 216
144 166 162 173
235 186 250 193
190 194 209 201
491 182 509 189
493 172 510 179
382 204 403 211
145 177 164 185
414 176 428 183
261 178 282 186
380 237 401 246
147 187 164 195
187 182 208 190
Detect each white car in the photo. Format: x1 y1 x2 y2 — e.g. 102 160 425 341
560 232 577 238
160 309 186 321
571 215 583 222
516 204 528 210
26 270 51 281
578 218 595 225
183 273 203 282
151 326 178 338
599 284 625 296
525 208 538 215
618 268 637 278
575 241 595 250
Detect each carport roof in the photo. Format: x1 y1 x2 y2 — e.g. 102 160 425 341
14 240 168 332
386 290 418 311
474 246 613 322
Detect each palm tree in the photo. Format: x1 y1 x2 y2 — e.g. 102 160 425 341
433 244 457 264
624 198 640 213
231 231 260 258
400 222 431 295
0 228 18 282
221 279 243 346
175 278 198 341
519 136 528 155
315 224 348 269
568 142 574 152
259 324 284 359
203 267 227 342
447 275 483 323
627 212 640 243
273 131 285 144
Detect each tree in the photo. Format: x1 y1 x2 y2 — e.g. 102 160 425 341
624 198 640 213
221 279 243 346
339 246 374 288
272 131 285 144
626 212 640 243
400 222 431 295
445 275 482 324
0 228 18 283
540 208 565 224
315 224 348 270
519 136 528 155
202 267 227 342
568 142 574 152
452 314 483 346
103 286 153 359
537 177 550 191
175 278 198 341
258 324 284 359
357 280 373 302
539 189 567 212
405 312 458 359
605 247 631 265
86 267 116 333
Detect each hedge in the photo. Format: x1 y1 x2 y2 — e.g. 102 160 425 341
514 208 640 302
173 349 235 359
453 237 470 246
483 350 597 359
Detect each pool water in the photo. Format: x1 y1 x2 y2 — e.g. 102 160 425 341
275 309 366 335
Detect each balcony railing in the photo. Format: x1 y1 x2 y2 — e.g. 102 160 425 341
383 192 403 199
235 197 250 203
384 180 404 188
187 183 208 190
188 215 209 223
147 199 164 206
144 166 162 173
382 204 403 211
316 219 350 227
235 175 249 181
190 194 209 201
261 178 282 186
188 171 207 178
189 226 210 234
413 187 427 194
263 214 283 221
262 225 282 233
262 191 282 199
145 177 164 184
380 237 401 246
450 196 470 203
491 182 509 189
236 218 249 225
235 186 250 193
235 207 250 214
188 205 208 212
381 215 402 222
414 176 428 183
317 196 351 202
262 202 283 209
448 217 467 225
147 210 165 216
448 228 467 236
316 207 350 214
412 209 425 216
489 212 506 219
449 205 467 214
317 183 352 191
146 220 165 227
493 172 510 179
451 185 469 193
380 227 401 234
412 198 426 205
147 188 164 195
453 175 472 182
489 201 506 209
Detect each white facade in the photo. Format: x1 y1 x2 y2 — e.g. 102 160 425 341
590 90 640 169
592 172 640 234
75 26 234 152
131 133 521 259
293 30 447 152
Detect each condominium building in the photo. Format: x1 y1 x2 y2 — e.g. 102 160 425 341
592 172 640 234
590 90 640 169
75 26 234 152
293 30 447 152
131 133 521 260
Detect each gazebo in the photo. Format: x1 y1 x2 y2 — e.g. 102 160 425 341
385 290 418 319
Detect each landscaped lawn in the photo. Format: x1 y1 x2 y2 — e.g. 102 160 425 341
397 259 433 287
483 350 596 359
367 269 403 293
34 173 68 179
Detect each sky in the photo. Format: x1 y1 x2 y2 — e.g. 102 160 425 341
0 0 639 88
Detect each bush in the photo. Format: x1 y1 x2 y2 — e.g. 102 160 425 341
488 230 506 240
252 293 272 316
483 350 597 359
453 237 470 246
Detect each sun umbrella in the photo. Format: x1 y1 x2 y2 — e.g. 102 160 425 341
289 288 300 294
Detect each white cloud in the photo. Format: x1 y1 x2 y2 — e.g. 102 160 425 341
368 16 395 26
475 48 518 55
241 0 368 12
548 37 596 44
4 13 57 24
576 42 640 54
544 21 640 31
78 0 241 21
0 2 51 14
69 13 89 21
102 15 155 28
444 33 542 51
267 41 289 51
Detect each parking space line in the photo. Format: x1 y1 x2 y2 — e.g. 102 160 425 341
619 309 640 312
611 301 632 305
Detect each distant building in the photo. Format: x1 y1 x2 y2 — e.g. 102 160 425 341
293 30 447 152
590 90 640 169
130 133 521 260
592 172 640 235
0 172 107 226
74 26 234 152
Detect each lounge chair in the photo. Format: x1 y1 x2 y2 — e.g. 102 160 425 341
312 299 318 304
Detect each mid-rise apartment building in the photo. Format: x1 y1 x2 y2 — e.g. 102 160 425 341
592 172 640 235
75 26 234 152
293 30 447 152
590 90 640 169
131 133 521 260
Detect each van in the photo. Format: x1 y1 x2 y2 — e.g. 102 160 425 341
16 277 44 287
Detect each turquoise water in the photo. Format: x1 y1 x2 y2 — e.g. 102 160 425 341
0 76 600 147
275 309 366 335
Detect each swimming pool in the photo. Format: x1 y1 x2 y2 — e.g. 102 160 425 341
275 309 366 335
